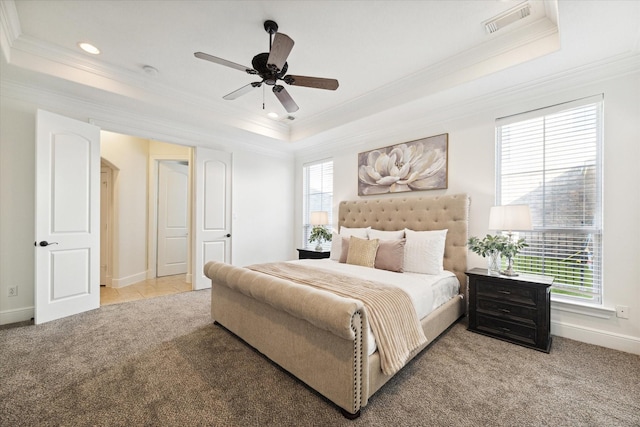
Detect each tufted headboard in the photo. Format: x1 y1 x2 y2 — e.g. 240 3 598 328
338 193 470 296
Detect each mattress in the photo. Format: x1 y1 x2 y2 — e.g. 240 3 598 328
289 259 460 355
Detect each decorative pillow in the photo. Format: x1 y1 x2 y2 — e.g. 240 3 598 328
331 226 370 261
374 239 406 272
339 237 350 263
403 229 448 274
346 236 379 268
369 229 405 241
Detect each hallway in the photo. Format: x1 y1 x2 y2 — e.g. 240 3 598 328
100 275 191 306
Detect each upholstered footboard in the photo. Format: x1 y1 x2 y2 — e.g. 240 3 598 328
205 261 466 417
205 261 370 416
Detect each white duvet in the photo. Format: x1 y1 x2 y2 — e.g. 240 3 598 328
289 259 460 355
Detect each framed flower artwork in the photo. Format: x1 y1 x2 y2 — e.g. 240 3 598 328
358 133 448 196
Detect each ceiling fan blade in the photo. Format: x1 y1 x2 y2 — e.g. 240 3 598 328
284 75 339 90
267 33 294 72
272 85 299 113
223 82 262 100
194 52 257 74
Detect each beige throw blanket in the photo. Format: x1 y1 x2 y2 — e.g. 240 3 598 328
248 262 427 375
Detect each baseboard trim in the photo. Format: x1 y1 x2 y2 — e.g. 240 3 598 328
551 320 640 355
111 271 148 288
0 306 35 325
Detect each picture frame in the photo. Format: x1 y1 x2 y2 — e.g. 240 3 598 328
358 133 448 196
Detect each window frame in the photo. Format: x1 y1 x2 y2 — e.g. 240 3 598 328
495 94 604 305
302 159 333 251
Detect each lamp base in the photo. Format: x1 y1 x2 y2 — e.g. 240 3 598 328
500 268 519 277
501 257 518 276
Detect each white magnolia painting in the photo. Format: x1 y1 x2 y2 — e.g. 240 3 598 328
358 134 448 196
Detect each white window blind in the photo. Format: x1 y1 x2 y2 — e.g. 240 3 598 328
302 159 333 250
496 95 603 304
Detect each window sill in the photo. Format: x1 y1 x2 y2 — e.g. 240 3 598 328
551 298 616 319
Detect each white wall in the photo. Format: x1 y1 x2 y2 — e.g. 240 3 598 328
0 96 295 325
295 71 640 354
0 97 36 324
231 150 296 266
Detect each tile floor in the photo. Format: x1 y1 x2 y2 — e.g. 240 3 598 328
100 274 191 306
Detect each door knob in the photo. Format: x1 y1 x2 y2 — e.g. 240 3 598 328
37 241 59 247
226 234 231 238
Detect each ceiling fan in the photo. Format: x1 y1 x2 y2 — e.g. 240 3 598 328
194 20 339 113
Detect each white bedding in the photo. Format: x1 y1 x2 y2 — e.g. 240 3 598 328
289 259 460 355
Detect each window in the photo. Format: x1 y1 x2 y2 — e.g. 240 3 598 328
302 159 333 250
496 95 603 304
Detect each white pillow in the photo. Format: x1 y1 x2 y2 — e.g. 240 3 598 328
340 226 370 238
403 229 448 275
329 232 341 260
369 228 405 240
330 226 371 260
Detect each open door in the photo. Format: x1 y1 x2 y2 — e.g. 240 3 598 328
193 147 232 290
35 110 100 324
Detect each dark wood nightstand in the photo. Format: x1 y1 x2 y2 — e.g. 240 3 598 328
466 268 554 353
297 249 331 260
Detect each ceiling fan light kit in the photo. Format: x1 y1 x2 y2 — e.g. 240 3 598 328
194 20 339 113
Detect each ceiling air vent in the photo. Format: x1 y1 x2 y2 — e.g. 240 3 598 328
484 2 531 34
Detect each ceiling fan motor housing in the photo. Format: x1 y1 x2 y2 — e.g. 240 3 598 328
251 52 288 85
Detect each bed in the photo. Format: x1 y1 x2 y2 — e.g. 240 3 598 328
204 194 470 418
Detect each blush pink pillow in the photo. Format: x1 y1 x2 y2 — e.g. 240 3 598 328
374 239 406 272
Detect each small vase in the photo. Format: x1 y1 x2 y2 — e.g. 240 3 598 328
487 251 501 275
315 242 323 251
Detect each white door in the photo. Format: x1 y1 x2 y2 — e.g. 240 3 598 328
35 110 100 324
157 161 189 277
193 147 232 290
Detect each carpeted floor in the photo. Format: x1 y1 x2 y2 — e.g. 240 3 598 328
1 289 638 426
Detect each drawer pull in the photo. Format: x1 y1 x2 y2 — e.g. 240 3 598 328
499 308 511 314
500 327 511 333
498 290 511 295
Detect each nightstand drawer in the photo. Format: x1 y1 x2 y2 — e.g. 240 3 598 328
476 281 537 307
477 298 537 325
476 315 537 346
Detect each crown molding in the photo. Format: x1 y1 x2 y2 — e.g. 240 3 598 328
0 0 20 62
289 17 559 142
0 78 295 159
293 52 640 159
5 29 293 142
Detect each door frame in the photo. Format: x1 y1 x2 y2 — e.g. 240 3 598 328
147 153 193 284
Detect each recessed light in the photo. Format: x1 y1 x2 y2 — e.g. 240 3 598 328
267 112 279 119
78 42 100 55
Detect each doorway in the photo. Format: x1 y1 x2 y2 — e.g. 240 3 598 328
99 132 193 305
35 114 232 321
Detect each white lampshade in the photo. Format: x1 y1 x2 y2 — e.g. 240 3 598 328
310 211 329 226
489 205 532 231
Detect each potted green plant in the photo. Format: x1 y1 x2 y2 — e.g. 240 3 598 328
468 234 527 275
309 225 332 251
498 236 528 276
